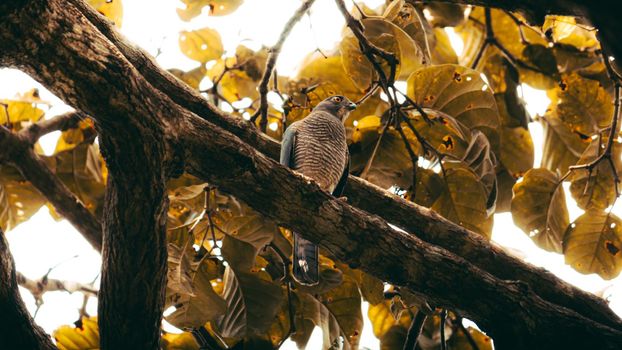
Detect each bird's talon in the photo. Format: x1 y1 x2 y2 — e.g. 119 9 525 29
337 196 348 202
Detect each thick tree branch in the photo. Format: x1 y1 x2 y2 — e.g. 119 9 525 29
251 0 316 132
0 126 102 251
180 95 622 350
30 0 622 332
420 0 579 23
0 228 56 350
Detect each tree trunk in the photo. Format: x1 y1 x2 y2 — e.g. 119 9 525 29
0 228 57 350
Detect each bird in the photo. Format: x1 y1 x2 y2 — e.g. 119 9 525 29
280 95 356 285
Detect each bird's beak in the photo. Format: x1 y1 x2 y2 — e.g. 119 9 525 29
347 102 357 111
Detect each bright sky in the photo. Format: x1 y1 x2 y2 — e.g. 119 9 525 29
1 0 622 349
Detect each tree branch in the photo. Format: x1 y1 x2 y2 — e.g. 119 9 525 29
0 126 102 251
181 112 622 349
0 228 56 350
17 271 98 301
250 0 316 132
20 0 622 333
22 111 85 144
420 0 579 23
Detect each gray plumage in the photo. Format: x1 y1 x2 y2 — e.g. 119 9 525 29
280 95 356 285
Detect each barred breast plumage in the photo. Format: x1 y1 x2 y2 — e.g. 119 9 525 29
290 111 348 192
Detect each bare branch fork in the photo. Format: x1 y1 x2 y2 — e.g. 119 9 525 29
17 271 98 306
558 47 622 194
251 0 317 132
471 8 546 73
335 0 438 193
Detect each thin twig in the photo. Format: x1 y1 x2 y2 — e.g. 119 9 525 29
268 242 296 347
251 0 317 132
355 83 380 105
335 0 398 93
360 116 391 179
396 123 419 193
471 8 545 74
559 48 621 195
402 310 427 350
440 309 448 350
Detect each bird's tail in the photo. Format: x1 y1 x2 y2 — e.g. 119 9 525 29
292 232 319 285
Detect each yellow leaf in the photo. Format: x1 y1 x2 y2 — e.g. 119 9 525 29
550 73 613 137
177 0 243 21
564 210 622 279
511 168 569 252
406 64 500 138
54 317 100 350
499 126 534 177
432 164 493 238
179 28 224 63
321 275 363 348
569 139 622 210
169 66 208 90
0 89 46 126
543 16 599 51
368 300 411 339
540 112 588 174
340 17 424 90
0 180 46 231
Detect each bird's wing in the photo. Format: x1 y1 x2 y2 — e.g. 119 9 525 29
280 123 298 168
332 148 350 197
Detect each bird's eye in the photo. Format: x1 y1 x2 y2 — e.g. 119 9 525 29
333 96 343 103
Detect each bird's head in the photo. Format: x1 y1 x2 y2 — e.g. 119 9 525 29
314 95 357 122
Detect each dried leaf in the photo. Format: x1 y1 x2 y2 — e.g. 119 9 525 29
564 210 622 279
511 168 569 252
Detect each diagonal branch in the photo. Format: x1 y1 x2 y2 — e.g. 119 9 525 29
0 126 102 251
250 0 316 132
40 0 622 332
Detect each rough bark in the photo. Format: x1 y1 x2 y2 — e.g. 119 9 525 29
1 0 622 349
69 0 622 331
1 1 168 348
0 228 56 350
181 92 622 350
0 125 102 251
